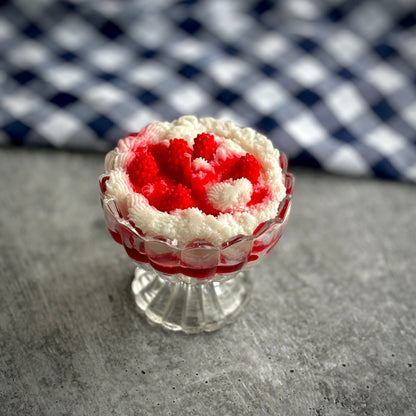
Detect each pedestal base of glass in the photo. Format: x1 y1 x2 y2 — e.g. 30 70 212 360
131 265 252 334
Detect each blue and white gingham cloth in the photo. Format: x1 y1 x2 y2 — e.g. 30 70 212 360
1 0 415 181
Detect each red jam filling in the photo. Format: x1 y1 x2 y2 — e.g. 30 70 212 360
126 132 269 214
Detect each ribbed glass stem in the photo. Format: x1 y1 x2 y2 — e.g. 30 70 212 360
131 266 252 333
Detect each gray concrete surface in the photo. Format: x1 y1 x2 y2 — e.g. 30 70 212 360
0 147 415 416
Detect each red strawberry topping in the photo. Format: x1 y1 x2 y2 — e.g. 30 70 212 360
248 185 269 206
125 132 267 214
148 141 169 167
141 179 169 205
226 153 261 184
127 150 159 192
193 132 218 161
153 183 196 212
167 138 192 186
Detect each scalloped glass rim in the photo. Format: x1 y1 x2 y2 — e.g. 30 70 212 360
99 152 294 280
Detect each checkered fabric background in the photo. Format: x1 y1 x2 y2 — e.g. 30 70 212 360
1 0 415 181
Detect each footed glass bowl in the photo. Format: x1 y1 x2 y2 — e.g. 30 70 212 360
99 154 294 333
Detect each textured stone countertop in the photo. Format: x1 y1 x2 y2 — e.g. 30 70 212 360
1 148 415 416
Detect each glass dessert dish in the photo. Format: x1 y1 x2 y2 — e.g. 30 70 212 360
99 153 294 334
